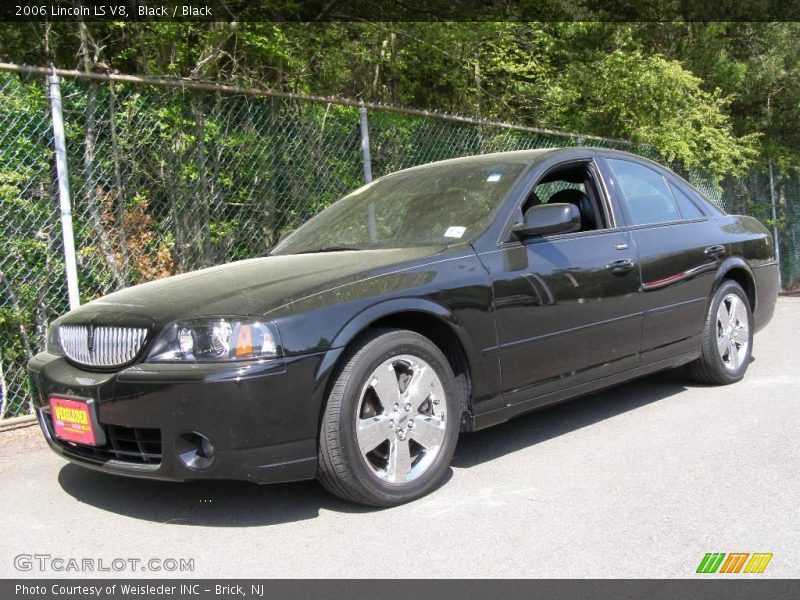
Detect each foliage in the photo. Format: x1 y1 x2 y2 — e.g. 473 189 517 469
2 21 797 173
537 49 758 177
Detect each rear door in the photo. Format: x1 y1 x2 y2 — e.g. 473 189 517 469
599 157 721 363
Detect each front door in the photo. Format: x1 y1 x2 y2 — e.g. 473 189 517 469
477 160 643 406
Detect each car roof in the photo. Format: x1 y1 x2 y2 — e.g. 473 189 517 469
394 148 557 173
392 147 668 173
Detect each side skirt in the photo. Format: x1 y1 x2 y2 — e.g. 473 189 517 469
469 350 701 432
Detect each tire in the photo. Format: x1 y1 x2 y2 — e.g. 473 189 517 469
317 328 460 507
687 280 753 385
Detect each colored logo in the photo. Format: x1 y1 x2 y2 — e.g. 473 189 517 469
696 552 773 574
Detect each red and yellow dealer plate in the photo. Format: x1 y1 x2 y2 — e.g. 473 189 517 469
49 397 98 446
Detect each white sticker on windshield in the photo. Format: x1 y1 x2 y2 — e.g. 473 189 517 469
486 173 502 182
444 226 467 238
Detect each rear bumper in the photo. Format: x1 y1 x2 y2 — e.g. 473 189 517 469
753 262 780 333
27 349 341 484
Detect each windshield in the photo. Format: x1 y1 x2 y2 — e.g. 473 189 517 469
272 160 527 254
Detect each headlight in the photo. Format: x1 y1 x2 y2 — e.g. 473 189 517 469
46 323 62 355
147 318 281 362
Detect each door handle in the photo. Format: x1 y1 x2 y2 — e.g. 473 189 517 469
704 244 726 258
607 258 635 274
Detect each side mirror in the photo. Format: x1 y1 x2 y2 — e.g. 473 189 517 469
514 203 581 238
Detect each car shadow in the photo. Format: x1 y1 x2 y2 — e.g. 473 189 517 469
58 368 693 526
57 465 384 526
451 368 692 469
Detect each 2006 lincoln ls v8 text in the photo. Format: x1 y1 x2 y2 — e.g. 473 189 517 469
28 148 779 506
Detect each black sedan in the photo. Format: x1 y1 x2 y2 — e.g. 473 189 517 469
29 148 779 506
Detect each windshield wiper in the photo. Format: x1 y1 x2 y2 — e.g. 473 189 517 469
297 245 364 254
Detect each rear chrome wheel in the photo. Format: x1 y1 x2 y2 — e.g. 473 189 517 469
688 279 753 385
317 329 459 507
716 292 750 372
356 355 447 484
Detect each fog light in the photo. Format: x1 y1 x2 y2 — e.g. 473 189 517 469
176 432 215 470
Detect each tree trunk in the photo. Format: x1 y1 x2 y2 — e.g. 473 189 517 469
108 80 130 275
192 96 212 267
390 32 398 105
0 352 8 419
79 22 127 290
474 50 482 119
166 161 186 273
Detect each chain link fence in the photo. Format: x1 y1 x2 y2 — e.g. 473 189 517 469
0 70 64 421
0 63 798 420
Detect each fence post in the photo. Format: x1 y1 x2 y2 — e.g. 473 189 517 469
768 160 782 289
47 67 80 310
358 101 378 243
358 100 373 183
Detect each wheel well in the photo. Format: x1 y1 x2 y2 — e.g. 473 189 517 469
367 312 473 425
721 268 756 312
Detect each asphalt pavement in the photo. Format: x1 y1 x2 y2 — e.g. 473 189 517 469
1 297 798 578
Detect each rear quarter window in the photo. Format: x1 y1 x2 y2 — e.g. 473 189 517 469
669 183 706 219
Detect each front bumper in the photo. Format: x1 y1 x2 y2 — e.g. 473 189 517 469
27 350 340 484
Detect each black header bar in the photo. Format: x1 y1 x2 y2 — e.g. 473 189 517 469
2 0 800 23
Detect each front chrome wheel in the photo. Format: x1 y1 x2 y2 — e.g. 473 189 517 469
356 354 447 485
318 328 459 506
716 292 750 371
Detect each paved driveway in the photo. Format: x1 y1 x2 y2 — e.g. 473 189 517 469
1 297 798 578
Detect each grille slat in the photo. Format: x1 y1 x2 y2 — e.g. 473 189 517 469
59 325 148 368
133 427 150 464
97 326 105 366
107 421 122 459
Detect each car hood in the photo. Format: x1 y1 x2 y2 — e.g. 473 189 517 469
59 246 449 328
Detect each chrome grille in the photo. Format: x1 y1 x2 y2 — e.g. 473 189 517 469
58 325 148 368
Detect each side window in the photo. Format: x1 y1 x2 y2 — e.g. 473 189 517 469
534 181 585 202
520 162 606 232
669 182 705 219
607 159 681 226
